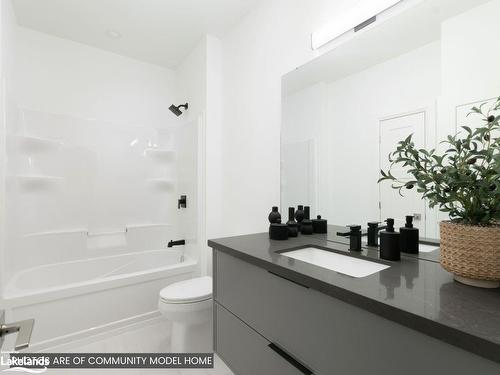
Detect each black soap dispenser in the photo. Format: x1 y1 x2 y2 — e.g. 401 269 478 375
300 206 313 235
312 215 327 233
400 215 419 254
286 207 299 237
380 218 400 261
295 205 305 231
268 207 288 241
268 206 281 224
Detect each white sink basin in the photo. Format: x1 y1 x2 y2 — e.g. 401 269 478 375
361 239 439 253
281 247 390 278
418 243 440 253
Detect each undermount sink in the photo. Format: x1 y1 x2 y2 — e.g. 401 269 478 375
417 243 440 253
281 247 390 278
361 239 439 253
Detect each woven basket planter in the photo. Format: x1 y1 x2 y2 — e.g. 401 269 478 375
440 221 500 288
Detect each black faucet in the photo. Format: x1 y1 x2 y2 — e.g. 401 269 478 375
366 222 387 247
168 239 185 248
336 225 362 251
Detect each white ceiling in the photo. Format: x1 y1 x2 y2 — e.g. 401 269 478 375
12 0 262 68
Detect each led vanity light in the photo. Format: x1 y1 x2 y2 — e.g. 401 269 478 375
311 0 402 50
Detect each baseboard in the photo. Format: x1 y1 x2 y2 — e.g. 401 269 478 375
28 310 162 353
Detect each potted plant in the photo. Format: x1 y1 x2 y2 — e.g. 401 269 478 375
379 97 500 288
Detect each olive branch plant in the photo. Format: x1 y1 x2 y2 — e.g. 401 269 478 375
378 97 500 226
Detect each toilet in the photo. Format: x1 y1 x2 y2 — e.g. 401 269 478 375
158 276 213 353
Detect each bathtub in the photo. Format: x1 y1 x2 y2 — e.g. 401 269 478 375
2 249 198 348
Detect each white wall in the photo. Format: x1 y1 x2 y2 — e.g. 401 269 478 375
173 34 223 275
218 0 376 236
174 36 206 275
281 82 326 213
0 0 17 296
15 28 176 126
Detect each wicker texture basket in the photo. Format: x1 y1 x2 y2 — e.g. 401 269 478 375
440 221 500 281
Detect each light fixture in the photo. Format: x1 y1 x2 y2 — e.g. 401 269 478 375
106 29 122 39
311 0 402 50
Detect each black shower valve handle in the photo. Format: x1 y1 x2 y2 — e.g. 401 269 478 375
178 195 187 209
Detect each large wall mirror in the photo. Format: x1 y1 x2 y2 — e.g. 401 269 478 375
281 0 500 240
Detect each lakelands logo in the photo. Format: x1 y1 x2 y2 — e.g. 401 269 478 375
2 369 47 374
1 353 213 371
1 353 48 374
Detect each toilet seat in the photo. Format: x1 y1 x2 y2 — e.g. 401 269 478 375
160 276 212 304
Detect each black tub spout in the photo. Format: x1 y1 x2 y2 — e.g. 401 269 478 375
168 239 185 248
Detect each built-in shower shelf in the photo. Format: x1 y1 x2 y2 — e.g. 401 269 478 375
12 175 64 189
25 228 87 237
146 178 176 190
144 148 176 161
127 223 172 230
9 135 63 152
24 224 173 238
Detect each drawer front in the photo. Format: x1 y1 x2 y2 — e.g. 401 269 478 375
215 303 311 375
215 250 500 375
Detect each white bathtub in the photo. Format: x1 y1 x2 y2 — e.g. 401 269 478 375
2 249 198 348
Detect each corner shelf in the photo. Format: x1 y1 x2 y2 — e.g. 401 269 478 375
146 178 175 191
9 135 63 153
24 224 173 238
127 223 172 230
12 175 64 189
24 228 87 238
144 148 176 161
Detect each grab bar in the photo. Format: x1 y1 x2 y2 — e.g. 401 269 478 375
0 311 35 351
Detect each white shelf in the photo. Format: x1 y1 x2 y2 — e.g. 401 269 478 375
146 178 175 190
144 148 175 161
25 224 173 238
12 175 64 189
9 135 63 153
25 228 87 237
127 223 172 230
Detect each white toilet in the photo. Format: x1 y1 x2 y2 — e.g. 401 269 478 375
158 276 213 353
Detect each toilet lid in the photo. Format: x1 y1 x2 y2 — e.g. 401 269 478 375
160 276 212 303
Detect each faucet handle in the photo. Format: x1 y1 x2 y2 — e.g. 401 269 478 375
337 225 361 237
178 195 187 209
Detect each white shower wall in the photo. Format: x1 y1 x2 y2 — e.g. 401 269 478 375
0 0 18 293
4 26 200 282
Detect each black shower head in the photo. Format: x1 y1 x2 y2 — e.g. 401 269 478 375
169 103 188 117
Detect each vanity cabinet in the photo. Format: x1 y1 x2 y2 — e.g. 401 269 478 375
216 304 309 375
213 249 500 375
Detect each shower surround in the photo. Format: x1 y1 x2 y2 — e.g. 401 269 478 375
0 25 204 348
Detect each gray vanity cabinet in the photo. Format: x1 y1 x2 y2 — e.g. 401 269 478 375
213 249 500 375
216 304 308 375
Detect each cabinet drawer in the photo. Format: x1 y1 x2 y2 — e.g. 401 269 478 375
215 303 312 375
214 250 500 375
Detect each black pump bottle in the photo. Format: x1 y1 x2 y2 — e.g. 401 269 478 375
300 206 313 235
380 218 400 261
400 215 419 254
286 207 299 237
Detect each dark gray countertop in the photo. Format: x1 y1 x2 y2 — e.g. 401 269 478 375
208 231 500 364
